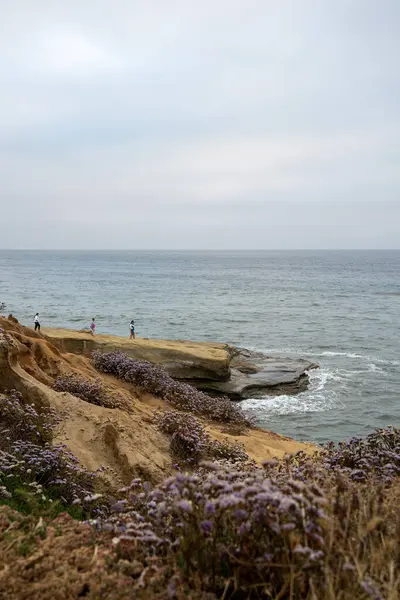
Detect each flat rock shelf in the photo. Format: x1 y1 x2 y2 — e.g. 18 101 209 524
44 329 318 401
191 349 318 400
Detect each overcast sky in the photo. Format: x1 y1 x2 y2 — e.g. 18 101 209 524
1 0 399 249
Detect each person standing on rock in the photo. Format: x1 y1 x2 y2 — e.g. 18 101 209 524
34 313 40 332
90 318 96 335
129 319 135 339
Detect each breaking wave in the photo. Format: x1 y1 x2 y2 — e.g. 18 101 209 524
241 367 345 417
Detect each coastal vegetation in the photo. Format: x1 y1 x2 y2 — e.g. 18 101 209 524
0 389 399 598
0 391 106 520
0 319 399 598
93 349 250 428
153 409 249 464
53 374 130 411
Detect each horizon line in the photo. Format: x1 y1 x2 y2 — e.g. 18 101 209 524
0 248 399 252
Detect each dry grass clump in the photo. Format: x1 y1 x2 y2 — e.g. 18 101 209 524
0 506 134 600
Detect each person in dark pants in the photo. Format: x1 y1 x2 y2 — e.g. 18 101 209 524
34 313 40 331
129 320 135 339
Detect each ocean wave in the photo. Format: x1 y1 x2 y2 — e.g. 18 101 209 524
375 358 399 366
312 352 396 367
252 346 399 368
249 346 368 361
313 352 399 368
317 351 366 359
248 346 307 356
241 367 345 417
368 363 386 374
241 351 395 426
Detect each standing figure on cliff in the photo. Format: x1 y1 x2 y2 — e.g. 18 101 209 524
34 313 40 332
90 318 96 335
129 319 135 339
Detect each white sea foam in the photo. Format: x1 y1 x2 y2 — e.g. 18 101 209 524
242 345 397 424
253 346 399 368
316 352 398 367
252 347 369 361
241 367 345 417
375 358 400 366
367 363 385 373
317 351 366 359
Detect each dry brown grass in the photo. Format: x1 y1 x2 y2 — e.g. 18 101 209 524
1 476 398 599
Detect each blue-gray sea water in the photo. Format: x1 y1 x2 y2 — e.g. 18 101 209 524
1 250 399 444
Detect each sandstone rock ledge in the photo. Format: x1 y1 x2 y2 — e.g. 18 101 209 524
44 329 317 401
44 328 232 381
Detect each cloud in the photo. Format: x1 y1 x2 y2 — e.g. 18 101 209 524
35 30 122 76
2 127 398 209
0 0 399 248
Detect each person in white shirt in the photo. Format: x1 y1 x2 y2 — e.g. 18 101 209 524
129 320 135 339
34 313 40 332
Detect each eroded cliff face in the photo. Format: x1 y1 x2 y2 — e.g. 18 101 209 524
0 318 171 486
0 317 316 488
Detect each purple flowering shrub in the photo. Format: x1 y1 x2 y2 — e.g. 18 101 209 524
206 437 248 463
0 391 105 517
154 410 248 465
100 429 400 598
106 466 329 596
262 426 400 487
0 441 97 507
53 374 130 411
153 410 204 438
154 410 207 464
322 426 400 482
54 374 105 406
0 390 59 446
54 374 105 405
93 350 248 426
1 382 399 598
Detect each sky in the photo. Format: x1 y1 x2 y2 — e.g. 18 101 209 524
1 0 399 249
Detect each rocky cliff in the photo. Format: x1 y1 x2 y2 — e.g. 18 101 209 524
0 316 316 487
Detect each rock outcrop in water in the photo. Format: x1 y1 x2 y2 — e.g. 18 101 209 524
194 349 317 399
44 328 317 401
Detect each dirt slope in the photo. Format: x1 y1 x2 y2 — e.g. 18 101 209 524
0 316 316 487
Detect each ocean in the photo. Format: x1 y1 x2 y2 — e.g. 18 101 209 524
1 250 399 444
